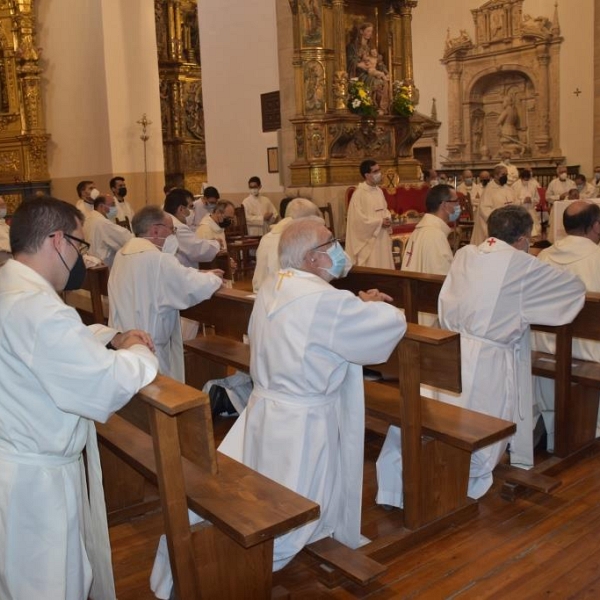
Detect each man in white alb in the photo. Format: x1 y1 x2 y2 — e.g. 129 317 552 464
377 205 585 507
109 176 135 229
242 176 278 236
75 180 100 216
545 165 576 205
345 159 394 269
470 165 515 245
512 166 541 236
457 169 483 211
533 201 600 450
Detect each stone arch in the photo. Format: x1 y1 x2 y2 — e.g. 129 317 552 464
466 68 536 159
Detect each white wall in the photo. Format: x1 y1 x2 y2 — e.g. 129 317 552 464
36 0 163 204
412 0 594 174
198 0 282 195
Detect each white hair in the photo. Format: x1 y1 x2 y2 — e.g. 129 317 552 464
279 218 324 269
286 197 322 220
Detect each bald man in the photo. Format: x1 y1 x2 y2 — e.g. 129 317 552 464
533 201 600 451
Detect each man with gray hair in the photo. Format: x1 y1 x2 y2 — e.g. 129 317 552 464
252 197 322 292
108 205 223 382
223 218 406 569
533 201 600 450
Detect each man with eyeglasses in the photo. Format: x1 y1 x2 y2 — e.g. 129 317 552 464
0 196 159 599
109 205 223 383
377 205 585 508
345 159 395 269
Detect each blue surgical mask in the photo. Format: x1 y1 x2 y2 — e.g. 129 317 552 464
319 241 351 279
448 204 461 222
107 206 118 220
464 178 473 186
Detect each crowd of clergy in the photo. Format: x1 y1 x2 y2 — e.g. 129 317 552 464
0 154 597 599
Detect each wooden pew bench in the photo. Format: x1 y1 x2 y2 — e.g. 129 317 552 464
97 374 320 599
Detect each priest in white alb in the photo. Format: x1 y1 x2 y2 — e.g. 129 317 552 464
345 159 394 269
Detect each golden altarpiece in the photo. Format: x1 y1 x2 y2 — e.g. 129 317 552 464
154 0 206 193
0 0 49 214
287 0 439 187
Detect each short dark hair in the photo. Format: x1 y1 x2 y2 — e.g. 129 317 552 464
132 205 165 237
487 205 533 244
359 159 377 178
425 184 454 213
563 202 600 235
76 180 93 198
248 176 261 187
109 176 124 190
575 174 587 184
93 196 107 210
10 196 84 255
203 186 220 200
164 188 193 215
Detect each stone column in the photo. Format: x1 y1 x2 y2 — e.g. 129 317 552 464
534 45 551 155
446 61 463 156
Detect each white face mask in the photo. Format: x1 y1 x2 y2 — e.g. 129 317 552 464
249 188 260 197
0 207 6 219
90 188 100 200
107 206 118 220
186 211 195 226
559 173 567 181
161 234 179 255
371 172 383 185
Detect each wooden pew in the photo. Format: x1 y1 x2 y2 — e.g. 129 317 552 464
64 264 110 325
96 374 320 599
183 289 516 572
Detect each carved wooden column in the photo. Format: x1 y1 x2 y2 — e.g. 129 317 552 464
534 44 551 155
398 0 419 105
332 0 348 111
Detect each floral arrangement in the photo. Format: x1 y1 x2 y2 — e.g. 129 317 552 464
391 81 415 118
347 78 378 118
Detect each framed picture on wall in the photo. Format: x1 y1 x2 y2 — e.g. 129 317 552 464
267 147 279 173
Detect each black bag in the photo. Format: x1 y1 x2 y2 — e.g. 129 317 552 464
209 385 238 418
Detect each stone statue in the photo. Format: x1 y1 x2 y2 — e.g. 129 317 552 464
497 94 520 146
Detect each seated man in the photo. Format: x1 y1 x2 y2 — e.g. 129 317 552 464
163 188 220 268
83 195 133 267
150 219 406 599
377 205 585 506
0 196 10 265
533 201 600 449
574 174 596 200
252 197 322 292
0 196 157 599
546 165 576 205
108 205 223 382
242 176 278 236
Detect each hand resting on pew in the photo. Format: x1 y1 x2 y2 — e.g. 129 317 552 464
359 288 393 303
110 329 155 353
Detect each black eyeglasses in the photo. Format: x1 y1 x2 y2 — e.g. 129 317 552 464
310 237 339 252
49 232 90 254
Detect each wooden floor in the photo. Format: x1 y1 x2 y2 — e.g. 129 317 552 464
110 418 600 599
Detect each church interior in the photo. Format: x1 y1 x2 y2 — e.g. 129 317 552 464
1 0 600 598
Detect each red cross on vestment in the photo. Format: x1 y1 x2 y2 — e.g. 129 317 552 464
487 238 496 246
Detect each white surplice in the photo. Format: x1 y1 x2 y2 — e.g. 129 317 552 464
344 182 394 269
546 177 576 203
251 217 293 292
108 237 222 382
83 210 133 267
0 259 158 600
195 213 227 249
512 179 541 237
169 213 220 268
377 239 585 504
242 194 278 236
533 235 600 449
470 180 515 246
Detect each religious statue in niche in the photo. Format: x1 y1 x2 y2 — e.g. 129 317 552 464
300 0 322 46
346 22 390 114
304 61 325 113
490 9 505 40
497 92 525 156
184 81 205 141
